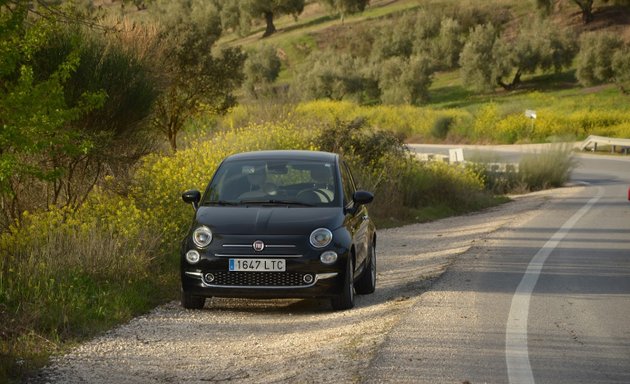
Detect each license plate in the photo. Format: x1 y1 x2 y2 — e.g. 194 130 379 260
229 259 286 272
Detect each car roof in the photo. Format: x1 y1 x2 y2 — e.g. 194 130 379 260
224 150 338 163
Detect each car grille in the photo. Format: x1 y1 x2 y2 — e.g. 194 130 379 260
209 272 311 287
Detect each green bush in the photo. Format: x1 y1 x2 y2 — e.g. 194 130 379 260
243 44 282 98
576 32 625 86
431 116 454 140
296 50 377 103
378 54 433 105
519 144 576 191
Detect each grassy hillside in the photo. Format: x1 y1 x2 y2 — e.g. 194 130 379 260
218 0 630 144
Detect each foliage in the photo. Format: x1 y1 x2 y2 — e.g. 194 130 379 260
519 144 575 190
234 0 305 37
312 116 491 224
316 117 406 164
297 50 378 103
0 192 169 381
430 17 465 70
431 116 454 140
149 0 246 151
319 0 369 22
459 23 501 92
612 47 630 93
0 2 105 229
534 0 552 14
460 20 577 92
572 0 594 23
576 31 625 86
27 26 158 210
243 44 282 98
378 55 433 105
218 1 252 36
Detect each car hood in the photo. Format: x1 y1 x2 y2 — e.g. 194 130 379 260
195 206 344 235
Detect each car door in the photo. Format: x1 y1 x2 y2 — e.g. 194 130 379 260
340 161 369 273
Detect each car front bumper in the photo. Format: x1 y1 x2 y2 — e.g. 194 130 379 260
180 240 349 299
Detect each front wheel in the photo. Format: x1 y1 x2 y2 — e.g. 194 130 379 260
331 256 355 310
355 242 376 295
181 290 205 309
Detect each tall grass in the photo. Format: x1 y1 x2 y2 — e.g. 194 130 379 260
519 144 576 191
468 144 576 194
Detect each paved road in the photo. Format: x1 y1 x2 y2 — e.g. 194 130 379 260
367 146 630 383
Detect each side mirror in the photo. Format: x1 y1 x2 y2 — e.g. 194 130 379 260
182 189 201 210
352 190 374 206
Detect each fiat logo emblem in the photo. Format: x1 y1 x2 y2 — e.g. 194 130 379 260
253 240 265 252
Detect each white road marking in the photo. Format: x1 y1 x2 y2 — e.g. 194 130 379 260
505 187 603 384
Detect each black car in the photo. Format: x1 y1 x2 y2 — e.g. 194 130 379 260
180 150 376 310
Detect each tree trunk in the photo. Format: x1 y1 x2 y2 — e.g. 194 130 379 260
168 130 178 152
497 69 522 91
262 11 276 38
573 0 594 24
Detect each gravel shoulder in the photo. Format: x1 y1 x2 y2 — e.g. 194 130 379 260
31 186 581 384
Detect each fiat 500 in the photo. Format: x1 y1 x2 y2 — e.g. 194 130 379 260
180 150 376 310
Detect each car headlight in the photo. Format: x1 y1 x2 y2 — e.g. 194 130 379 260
310 228 333 248
185 250 200 264
192 226 213 248
320 251 338 265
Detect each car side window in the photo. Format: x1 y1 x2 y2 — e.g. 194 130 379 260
340 161 356 207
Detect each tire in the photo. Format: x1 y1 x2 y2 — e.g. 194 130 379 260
181 290 205 310
355 242 376 295
331 256 355 311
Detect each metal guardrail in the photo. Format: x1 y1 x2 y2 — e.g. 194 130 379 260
413 149 520 172
580 135 630 154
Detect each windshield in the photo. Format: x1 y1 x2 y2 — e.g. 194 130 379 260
202 159 339 207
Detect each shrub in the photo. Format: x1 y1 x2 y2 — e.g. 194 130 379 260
612 47 630 93
296 50 377 103
576 32 625 86
431 116 454 140
430 17 465 70
471 103 500 142
243 44 282 98
519 144 575 191
459 23 500 93
378 55 433 105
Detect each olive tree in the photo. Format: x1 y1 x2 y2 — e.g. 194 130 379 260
459 23 503 92
378 55 433 105
576 32 625 86
319 0 369 23
150 0 246 151
243 45 282 98
429 17 465 70
495 19 576 90
612 47 630 93
218 0 305 38
297 50 377 103
460 20 576 92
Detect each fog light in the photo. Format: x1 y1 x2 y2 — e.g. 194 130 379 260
320 251 338 265
185 250 200 264
303 274 314 284
204 273 215 283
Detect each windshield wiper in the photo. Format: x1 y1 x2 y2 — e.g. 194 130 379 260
202 200 238 206
239 199 314 207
